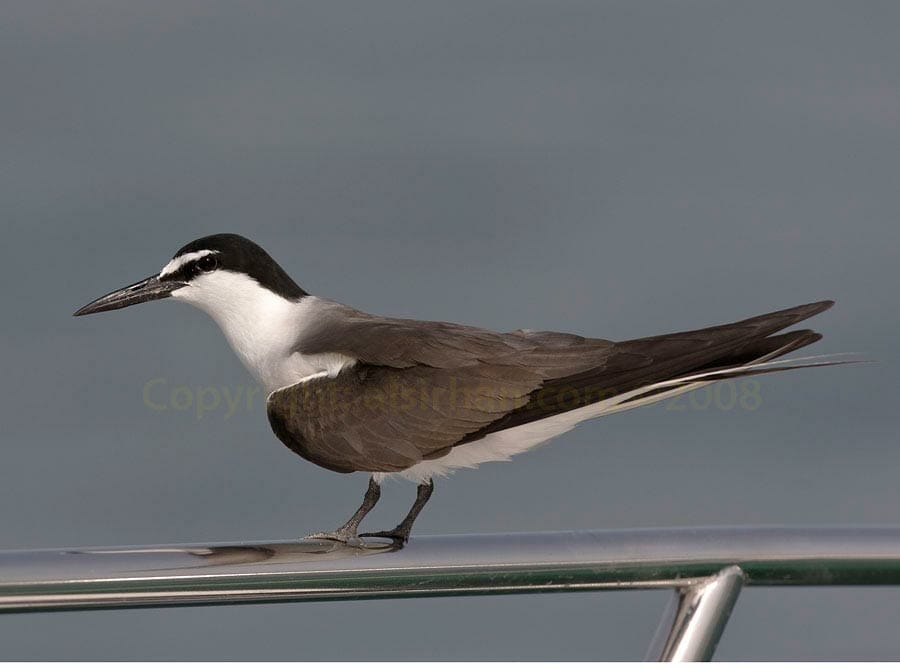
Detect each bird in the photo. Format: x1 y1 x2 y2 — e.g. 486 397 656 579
74 233 848 545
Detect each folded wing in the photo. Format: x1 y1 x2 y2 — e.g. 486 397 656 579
267 300 835 473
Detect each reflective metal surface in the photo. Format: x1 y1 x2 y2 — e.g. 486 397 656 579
646 565 745 661
2 526 900 613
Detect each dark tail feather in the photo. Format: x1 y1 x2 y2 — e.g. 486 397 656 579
459 300 843 442
563 301 836 402
620 328 835 405
710 329 823 368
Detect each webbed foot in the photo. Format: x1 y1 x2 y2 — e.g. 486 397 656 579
305 530 361 546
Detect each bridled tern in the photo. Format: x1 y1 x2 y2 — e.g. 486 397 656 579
74 233 847 544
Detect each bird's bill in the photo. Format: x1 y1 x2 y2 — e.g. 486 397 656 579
73 275 187 316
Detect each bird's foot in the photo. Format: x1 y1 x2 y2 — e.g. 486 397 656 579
304 530 361 546
359 529 410 546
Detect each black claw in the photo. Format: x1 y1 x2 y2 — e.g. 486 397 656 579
359 530 409 545
314 477 432 549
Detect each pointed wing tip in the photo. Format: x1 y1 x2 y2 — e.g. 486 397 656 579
802 299 835 315
771 300 835 326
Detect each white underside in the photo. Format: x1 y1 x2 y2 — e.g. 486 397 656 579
376 350 838 483
375 378 712 483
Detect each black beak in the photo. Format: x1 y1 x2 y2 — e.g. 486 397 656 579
73 275 187 317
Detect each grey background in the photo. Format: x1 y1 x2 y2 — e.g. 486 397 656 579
1 0 898 660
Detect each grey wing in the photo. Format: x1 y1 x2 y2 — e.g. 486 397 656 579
276 299 833 471
458 300 835 442
273 304 617 473
266 362 543 474
295 300 616 374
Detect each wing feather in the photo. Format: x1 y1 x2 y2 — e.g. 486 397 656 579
268 300 834 473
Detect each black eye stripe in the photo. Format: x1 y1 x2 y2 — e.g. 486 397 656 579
167 235 308 299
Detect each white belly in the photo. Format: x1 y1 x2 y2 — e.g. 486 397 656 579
376 378 713 483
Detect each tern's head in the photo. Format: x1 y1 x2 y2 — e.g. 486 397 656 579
73 233 307 317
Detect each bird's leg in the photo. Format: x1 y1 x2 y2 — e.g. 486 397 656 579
306 477 381 544
360 479 434 545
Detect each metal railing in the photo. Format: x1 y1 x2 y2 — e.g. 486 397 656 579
3 526 900 661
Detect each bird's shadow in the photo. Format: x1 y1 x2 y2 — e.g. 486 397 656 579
66 537 400 574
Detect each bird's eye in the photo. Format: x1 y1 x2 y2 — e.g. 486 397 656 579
197 255 218 272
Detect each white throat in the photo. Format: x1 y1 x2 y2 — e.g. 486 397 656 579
170 272 353 392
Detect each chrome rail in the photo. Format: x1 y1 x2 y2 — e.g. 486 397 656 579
3 526 900 661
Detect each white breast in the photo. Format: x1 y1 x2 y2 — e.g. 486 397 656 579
170 273 354 392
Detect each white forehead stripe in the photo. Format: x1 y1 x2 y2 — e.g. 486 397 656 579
159 250 218 278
